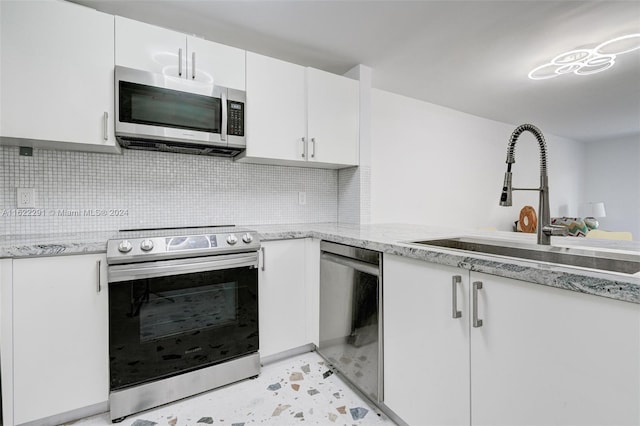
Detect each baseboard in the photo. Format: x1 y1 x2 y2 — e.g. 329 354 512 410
260 343 316 365
18 401 108 426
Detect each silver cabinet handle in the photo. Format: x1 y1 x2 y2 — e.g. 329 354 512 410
103 112 108 141
178 48 183 77
260 247 265 271
301 137 306 158
192 52 196 79
311 137 316 158
452 275 462 319
96 259 102 293
473 281 483 328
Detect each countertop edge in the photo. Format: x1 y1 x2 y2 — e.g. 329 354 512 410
258 229 640 305
1 225 638 305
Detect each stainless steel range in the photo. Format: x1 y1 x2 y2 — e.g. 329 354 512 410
106 227 260 421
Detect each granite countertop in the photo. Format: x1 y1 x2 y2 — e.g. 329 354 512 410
2 222 639 304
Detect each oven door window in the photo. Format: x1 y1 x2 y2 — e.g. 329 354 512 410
109 266 258 390
119 81 222 133
139 281 237 342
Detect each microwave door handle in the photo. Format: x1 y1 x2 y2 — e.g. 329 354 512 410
192 52 196 79
221 89 228 142
103 112 108 141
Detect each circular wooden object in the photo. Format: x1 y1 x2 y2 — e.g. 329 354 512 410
519 205 538 233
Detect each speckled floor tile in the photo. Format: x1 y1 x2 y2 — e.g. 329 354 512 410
68 351 394 426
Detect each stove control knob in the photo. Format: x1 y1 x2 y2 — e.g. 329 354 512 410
242 233 253 244
118 240 133 253
140 239 154 252
226 234 238 245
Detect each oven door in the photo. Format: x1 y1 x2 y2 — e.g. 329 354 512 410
115 65 227 146
108 252 258 391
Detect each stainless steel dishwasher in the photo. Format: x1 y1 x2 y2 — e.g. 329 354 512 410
318 241 382 403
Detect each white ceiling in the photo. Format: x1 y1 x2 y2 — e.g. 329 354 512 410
73 0 640 143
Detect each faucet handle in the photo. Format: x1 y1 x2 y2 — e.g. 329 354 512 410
542 224 569 237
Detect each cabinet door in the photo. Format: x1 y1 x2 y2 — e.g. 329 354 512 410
258 239 308 358
0 259 13 424
115 16 186 77
384 255 470 426
12 254 108 424
470 272 640 426
244 52 307 162
307 67 359 166
0 0 117 149
187 36 246 90
304 238 321 346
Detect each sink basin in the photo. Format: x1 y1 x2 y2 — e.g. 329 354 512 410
409 237 640 275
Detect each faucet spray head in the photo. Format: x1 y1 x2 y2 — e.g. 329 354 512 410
500 171 513 206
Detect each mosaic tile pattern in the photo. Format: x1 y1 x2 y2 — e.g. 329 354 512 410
358 166 372 225
338 167 359 224
0 146 338 235
68 352 394 426
338 165 371 225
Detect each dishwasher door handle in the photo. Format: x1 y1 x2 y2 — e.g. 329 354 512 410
321 252 380 276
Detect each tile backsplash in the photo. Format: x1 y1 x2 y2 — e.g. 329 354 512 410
338 166 371 225
0 146 338 235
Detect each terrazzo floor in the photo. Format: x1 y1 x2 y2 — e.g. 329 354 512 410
68 351 395 426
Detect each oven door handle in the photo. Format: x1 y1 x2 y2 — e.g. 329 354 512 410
108 252 258 283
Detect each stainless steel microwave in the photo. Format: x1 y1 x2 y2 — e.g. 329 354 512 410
115 66 246 157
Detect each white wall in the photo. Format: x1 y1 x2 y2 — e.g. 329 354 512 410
370 89 584 231
582 134 640 239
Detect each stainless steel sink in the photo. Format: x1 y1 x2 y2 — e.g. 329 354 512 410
409 237 640 275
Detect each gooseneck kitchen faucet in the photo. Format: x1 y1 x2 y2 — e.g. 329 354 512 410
499 123 567 245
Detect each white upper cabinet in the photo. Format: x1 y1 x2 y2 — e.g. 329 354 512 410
307 68 359 166
187 36 246 90
0 0 118 152
115 16 185 77
240 51 359 168
115 16 246 90
244 52 307 162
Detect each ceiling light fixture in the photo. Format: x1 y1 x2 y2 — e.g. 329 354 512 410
528 33 640 80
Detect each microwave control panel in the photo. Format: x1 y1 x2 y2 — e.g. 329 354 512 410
227 100 245 137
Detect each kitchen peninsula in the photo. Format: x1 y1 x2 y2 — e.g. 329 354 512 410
2 222 639 425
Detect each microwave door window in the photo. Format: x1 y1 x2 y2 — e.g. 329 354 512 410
119 81 221 133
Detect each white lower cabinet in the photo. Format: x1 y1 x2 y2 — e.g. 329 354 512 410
12 254 109 424
384 255 470 426
383 254 640 426
258 239 309 358
470 271 640 426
